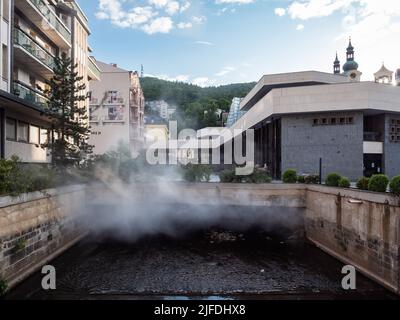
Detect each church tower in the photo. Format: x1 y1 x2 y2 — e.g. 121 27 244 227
374 63 393 84
333 52 340 74
342 38 362 82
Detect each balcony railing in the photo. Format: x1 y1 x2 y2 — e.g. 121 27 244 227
364 131 382 142
14 28 55 70
1 77 8 91
88 57 101 80
28 0 71 43
13 81 49 109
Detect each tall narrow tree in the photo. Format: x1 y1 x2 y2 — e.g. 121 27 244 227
43 52 93 167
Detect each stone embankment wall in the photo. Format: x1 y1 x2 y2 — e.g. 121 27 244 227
0 185 87 289
304 185 400 294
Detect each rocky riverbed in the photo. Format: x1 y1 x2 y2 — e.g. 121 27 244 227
6 228 397 300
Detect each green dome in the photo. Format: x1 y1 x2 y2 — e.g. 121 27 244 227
343 60 358 72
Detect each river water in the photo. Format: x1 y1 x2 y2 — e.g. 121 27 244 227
6 228 397 300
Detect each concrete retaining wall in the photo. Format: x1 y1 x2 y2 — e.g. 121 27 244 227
1 182 400 295
304 185 400 294
0 185 87 289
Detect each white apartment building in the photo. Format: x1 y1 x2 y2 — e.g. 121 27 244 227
88 61 145 156
0 0 99 163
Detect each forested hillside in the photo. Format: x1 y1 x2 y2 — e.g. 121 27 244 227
140 77 255 130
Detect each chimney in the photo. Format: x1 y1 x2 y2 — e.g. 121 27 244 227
110 63 117 67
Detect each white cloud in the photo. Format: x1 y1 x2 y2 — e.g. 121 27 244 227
180 2 191 12
177 22 193 29
278 0 400 79
166 1 180 15
193 41 214 46
296 24 304 31
149 74 216 87
216 0 255 4
95 0 193 34
192 15 207 24
216 66 236 77
274 8 286 17
142 17 174 34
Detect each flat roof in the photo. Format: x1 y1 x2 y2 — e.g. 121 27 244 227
240 71 349 111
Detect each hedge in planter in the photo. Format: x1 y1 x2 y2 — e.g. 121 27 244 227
325 173 342 187
389 176 400 196
304 174 320 184
356 177 369 190
368 174 389 193
338 177 350 188
282 169 297 183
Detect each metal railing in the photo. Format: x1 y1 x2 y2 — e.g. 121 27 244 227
28 0 71 43
13 81 48 109
14 28 55 70
88 57 101 80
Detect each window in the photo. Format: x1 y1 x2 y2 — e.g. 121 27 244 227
321 118 327 125
330 118 337 125
17 122 29 142
390 118 400 142
40 128 49 145
339 117 346 124
6 118 16 140
347 117 354 124
29 125 40 144
2 45 8 80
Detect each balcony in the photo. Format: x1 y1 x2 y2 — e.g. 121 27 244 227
13 28 55 79
14 0 71 49
88 57 101 81
104 97 125 105
13 81 48 109
104 114 124 122
1 77 8 92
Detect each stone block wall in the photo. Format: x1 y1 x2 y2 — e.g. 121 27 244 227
0 185 87 289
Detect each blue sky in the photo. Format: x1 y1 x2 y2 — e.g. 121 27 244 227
78 0 400 86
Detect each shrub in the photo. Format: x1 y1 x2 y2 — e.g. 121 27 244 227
282 169 297 183
326 173 342 187
183 164 212 182
389 176 400 196
304 174 320 184
368 174 389 193
338 177 351 188
243 168 272 184
297 175 305 184
219 168 241 183
356 177 370 191
0 278 7 297
219 167 271 184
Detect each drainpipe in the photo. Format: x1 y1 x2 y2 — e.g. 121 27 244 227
319 158 322 184
9 0 15 90
0 108 5 159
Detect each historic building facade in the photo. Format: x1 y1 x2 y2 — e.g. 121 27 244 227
88 61 145 156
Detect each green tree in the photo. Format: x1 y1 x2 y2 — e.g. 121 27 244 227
43 53 93 167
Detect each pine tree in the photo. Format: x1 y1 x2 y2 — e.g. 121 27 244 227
43 52 93 167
